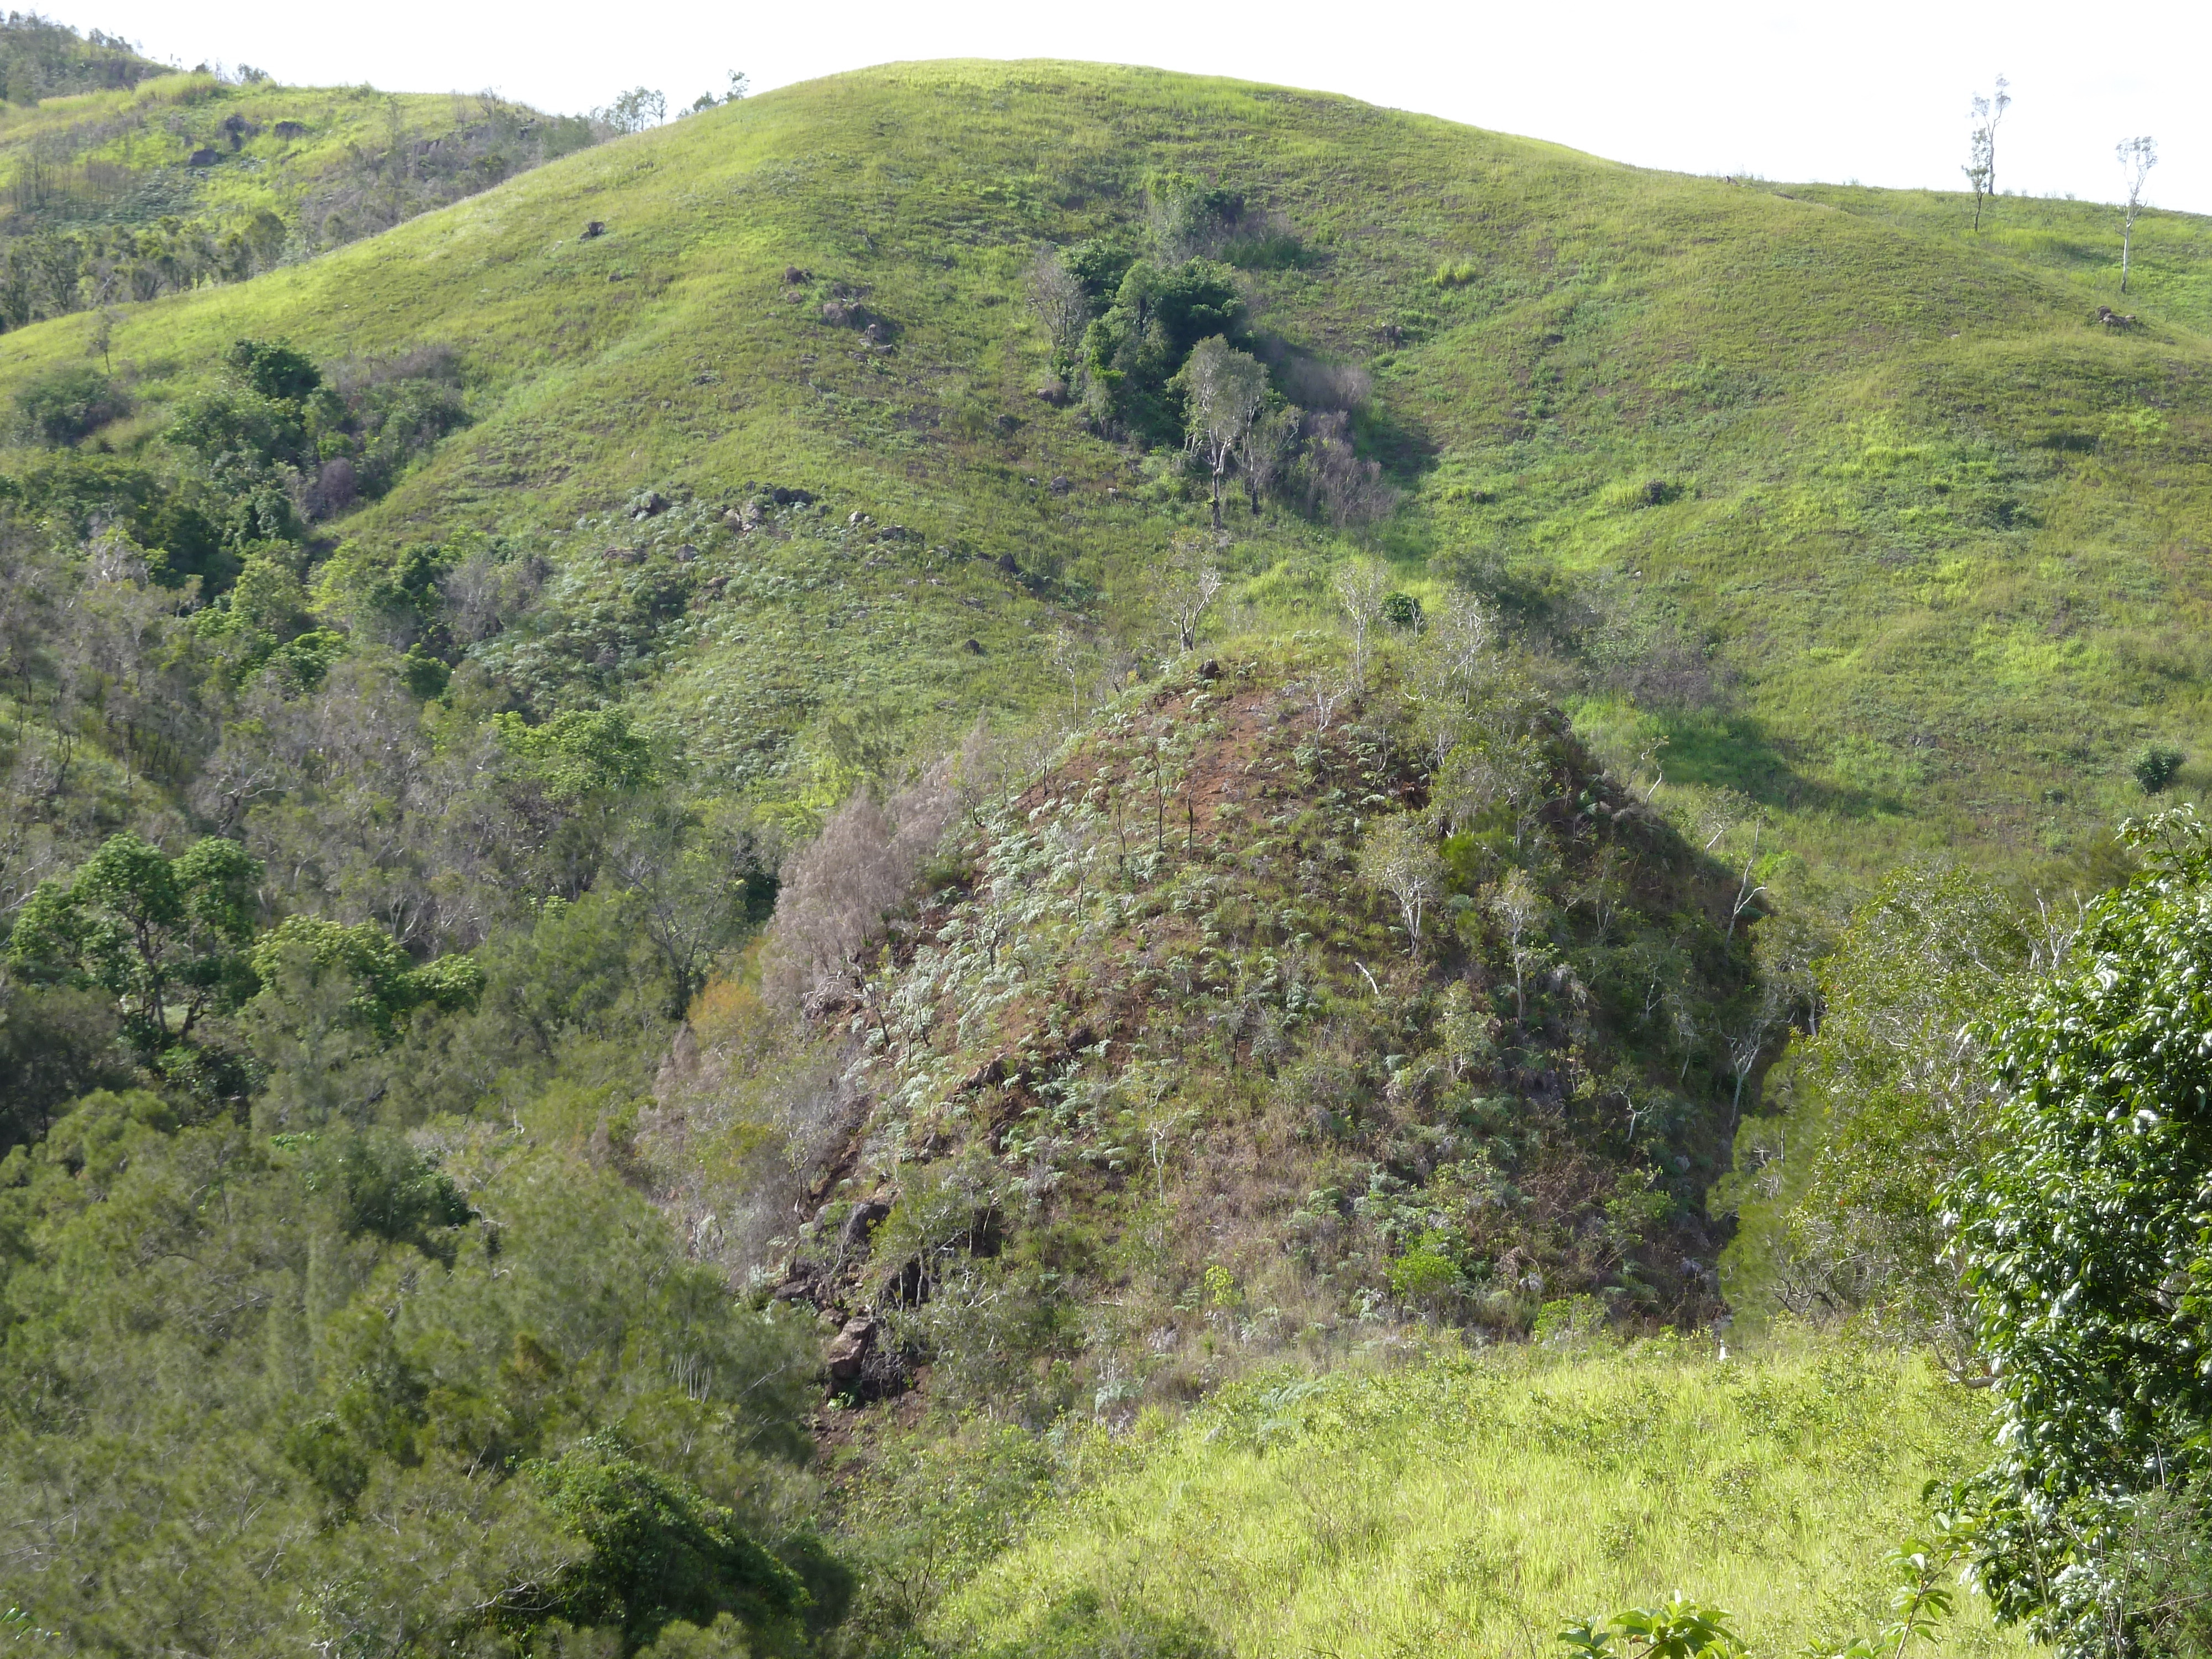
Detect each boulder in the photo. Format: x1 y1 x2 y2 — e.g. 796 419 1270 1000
825 1316 875 1381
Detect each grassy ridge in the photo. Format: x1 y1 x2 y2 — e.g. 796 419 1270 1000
2 60 2208 879
942 1337 2027 1659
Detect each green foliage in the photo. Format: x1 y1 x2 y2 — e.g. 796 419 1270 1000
225 338 324 403
0 1092 825 1656
525 1434 808 1650
982 1589 1227 1659
1081 258 1244 440
250 914 482 1039
2134 743 2185 795
1720 868 2033 1350
1950 808 2212 1656
7 831 260 1062
496 708 658 799
1561 1595 1746 1659
12 364 127 446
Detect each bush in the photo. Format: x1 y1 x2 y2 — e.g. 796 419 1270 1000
986 1590 1227 1659
15 364 129 445
2134 743 2185 794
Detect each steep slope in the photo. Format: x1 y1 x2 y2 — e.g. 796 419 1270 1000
643 638 1767 1427
1 60 2204 882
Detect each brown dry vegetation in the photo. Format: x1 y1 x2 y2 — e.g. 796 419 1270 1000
637 637 1772 1432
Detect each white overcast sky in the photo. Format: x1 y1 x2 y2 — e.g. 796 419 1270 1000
62 0 2212 215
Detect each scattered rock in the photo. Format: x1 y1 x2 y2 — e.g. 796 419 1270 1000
582 220 606 239
958 1056 1007 1093
1048 476 1072 496
839 1197 893 1251
825 1316 875 1382
802 975 860 1020
770 1260 828 1306
848 510 870 527
674 544 697 562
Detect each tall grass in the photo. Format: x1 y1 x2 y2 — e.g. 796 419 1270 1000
941 1335 2031 1659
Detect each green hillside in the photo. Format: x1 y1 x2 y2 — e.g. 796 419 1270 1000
1 59 2205 884
8 55 2212 1659
0 16 601 330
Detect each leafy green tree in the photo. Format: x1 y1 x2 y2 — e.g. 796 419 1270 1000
522 1435 808 1650
2133 743 2185 795
1081 259 1243 441
1950 809 2212 1656
223 338 324 403
1171 336 1270 529
8 832 260 1060
241 916 484 1129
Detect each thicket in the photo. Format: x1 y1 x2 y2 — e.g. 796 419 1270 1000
1028 171 1396 531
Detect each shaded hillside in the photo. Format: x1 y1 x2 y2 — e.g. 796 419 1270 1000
0 60 2203 884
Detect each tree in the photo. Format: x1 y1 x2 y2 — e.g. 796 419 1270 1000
1157 532 1223 653
1235 401 1301 515
1949 810 2212 1658
1358 815 1444 957
1332 557 1391 689
2117 135 2157 294
7 831 260 1060
1172 335 1270 530
1026 247 1091 377
1963 76 2010 232
603 87 666 133
1484 866 1548 1030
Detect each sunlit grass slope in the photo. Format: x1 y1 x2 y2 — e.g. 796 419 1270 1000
0 72 572 238
9 60 2212 875
943 1338 2027 1659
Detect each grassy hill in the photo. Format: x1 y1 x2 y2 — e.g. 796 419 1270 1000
0 16 599 330
0 59 2206 888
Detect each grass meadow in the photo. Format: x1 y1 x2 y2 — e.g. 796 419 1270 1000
942 1334 2028 1659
